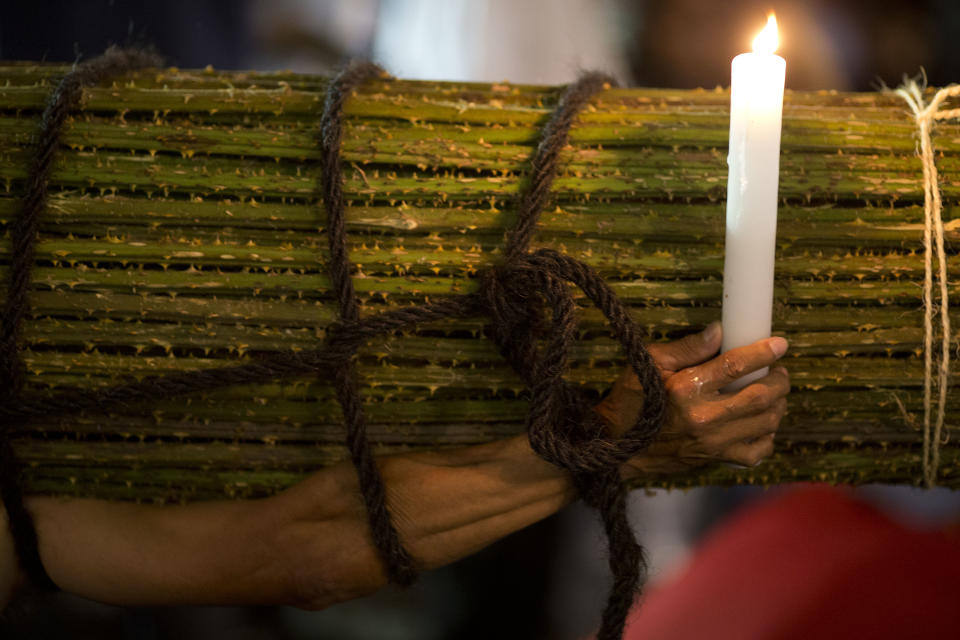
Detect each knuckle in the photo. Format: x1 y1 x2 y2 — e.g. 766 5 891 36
775 370 792 393
746 448 768 467
772 397 788 419
675 335 704 360
744 453 763 467
686 408 713 429
764 411 782 431
760 439 776 460
732 438 775 467
721 353 747 379
648 344 678 372
666 373 695 398
742 386 772 412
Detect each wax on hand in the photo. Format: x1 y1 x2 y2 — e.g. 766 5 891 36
721 14 786 391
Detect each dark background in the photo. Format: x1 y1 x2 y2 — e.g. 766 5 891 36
5 0 960 89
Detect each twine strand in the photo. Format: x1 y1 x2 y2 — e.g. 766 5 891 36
893 79 957 488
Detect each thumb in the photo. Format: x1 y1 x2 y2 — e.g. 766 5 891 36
594 366 645 436
647 322 721 372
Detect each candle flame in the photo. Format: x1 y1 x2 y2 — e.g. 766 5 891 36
752 13 779 54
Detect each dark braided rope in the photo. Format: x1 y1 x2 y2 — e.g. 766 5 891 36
320 61 418 586
1 53 667 639
504 72 613 262
0 46 163 591
0 298 475 422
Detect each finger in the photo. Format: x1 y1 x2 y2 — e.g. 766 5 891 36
713 367 791 422
646 322 722 373
689 336 788 395
703 398 786 448
593 367 645 437
723 433 776 467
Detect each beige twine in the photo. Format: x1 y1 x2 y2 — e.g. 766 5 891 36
893 78 957 487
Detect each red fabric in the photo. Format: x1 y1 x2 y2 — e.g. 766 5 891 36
624 485 960 640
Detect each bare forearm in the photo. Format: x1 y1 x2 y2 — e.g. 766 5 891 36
6 435 573 610
2 329 791 612
24 492 290 607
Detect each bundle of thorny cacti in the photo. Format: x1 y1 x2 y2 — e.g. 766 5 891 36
0 62 957 501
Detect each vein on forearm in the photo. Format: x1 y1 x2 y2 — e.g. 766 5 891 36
275 435 576 607
383 437 575 546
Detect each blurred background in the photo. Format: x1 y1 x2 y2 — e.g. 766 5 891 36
3 1 960 638
6 0 960 89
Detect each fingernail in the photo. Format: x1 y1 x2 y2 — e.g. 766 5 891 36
703 321 721 343
769 337 788 358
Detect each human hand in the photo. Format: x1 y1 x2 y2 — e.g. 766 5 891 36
593 322 790 477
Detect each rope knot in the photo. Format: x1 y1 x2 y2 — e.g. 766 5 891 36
477 250 666 476
527 380 627 473
479 261 544 336
479 257 624 472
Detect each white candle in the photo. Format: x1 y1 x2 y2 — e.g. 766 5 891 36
721 13 786 390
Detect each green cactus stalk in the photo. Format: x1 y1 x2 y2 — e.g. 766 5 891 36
0 62 957 500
